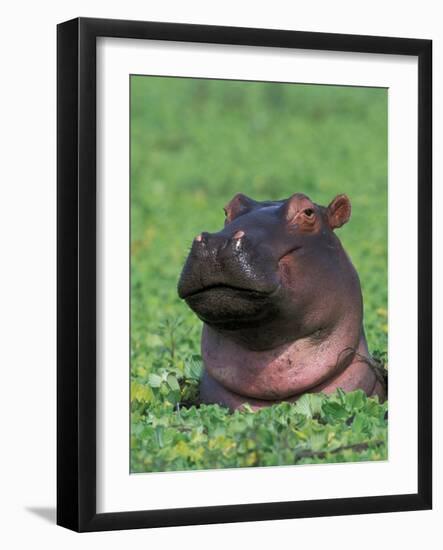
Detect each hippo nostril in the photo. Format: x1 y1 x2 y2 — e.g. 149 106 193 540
195 232 210 245
232 230 245 251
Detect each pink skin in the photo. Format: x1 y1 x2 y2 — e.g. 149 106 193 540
200 364 385 411
200 325 385 410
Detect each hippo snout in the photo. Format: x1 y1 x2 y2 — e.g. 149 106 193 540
178 229 279 300
177 227 282 328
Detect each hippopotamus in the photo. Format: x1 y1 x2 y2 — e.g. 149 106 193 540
177 192 386 410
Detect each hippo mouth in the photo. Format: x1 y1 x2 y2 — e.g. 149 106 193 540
180 282 281 328
179 282 278 300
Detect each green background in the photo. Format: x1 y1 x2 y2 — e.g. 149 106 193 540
130 76 388 473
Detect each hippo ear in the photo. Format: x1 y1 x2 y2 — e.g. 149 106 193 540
327 194 351 229
224 193 256 223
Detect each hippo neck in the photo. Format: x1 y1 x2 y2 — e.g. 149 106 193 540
201 308 365 401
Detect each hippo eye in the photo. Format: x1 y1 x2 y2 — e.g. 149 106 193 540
304 208 314 217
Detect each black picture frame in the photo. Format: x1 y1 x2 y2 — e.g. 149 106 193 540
57 17 432 532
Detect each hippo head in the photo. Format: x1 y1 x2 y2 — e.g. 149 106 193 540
178 192 358 351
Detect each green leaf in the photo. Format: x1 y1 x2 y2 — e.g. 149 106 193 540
336 387 346 406
322 401 348 421
352 412 368 435
293 393 324 418
345 389 366 411
131 381 154 403
146 334 163 348
167 374 180 392
148 373 162 388
165 390 180 406
185 358 203 380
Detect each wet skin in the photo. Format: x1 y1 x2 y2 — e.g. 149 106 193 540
178 192 386 410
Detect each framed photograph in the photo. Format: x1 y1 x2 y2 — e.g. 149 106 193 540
57 17 432 532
